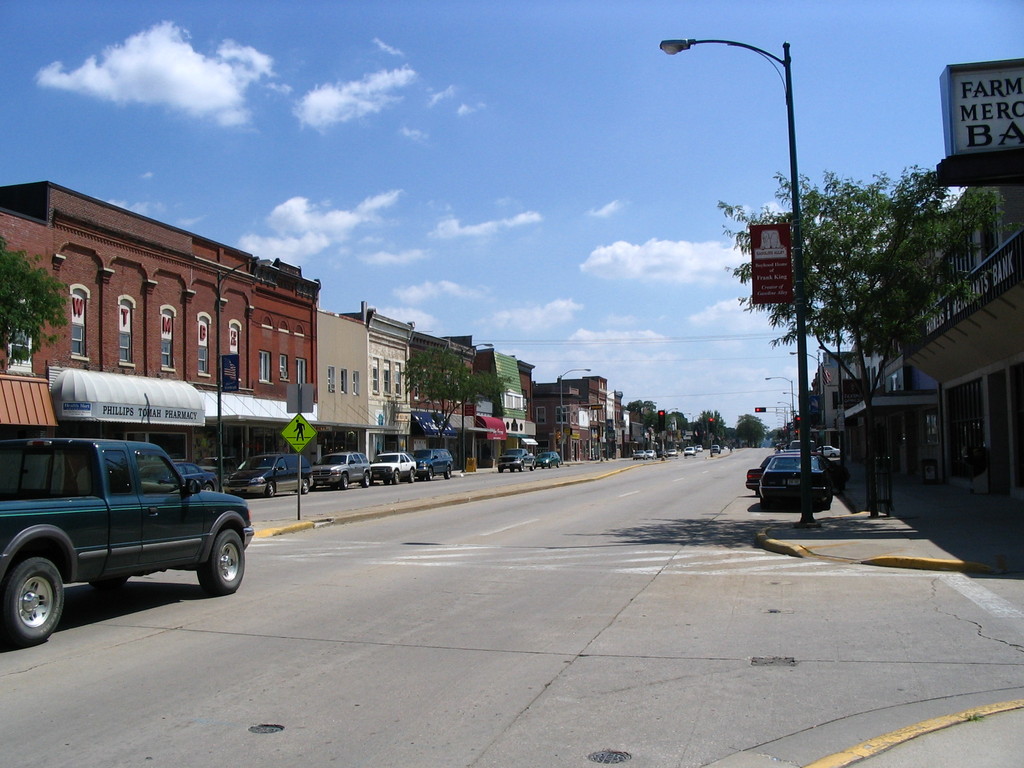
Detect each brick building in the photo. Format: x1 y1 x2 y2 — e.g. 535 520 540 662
0 181 319 463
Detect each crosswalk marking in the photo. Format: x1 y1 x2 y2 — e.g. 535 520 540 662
252 538 933 577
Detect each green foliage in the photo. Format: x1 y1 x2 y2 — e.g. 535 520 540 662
0 238 67 366
626 399 657 428
405 347 502 426
735 413 768 447
723 167 1002 511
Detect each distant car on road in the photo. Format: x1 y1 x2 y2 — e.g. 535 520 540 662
683 446 697 457
710 444 721 455
818 445 841 458
174 460 218 492
412 448 454 480
535 451 561 468
633 450 647 460
643 449 656 460
665 448 678 458
311 451 371 490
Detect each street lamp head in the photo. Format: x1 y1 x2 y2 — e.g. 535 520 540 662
660 39 696 55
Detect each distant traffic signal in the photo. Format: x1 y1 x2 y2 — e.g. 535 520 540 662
657 409 666 431
754 407 766 412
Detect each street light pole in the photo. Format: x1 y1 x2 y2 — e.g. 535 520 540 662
558 367 590 462
214 258 252 491
661 36 816 526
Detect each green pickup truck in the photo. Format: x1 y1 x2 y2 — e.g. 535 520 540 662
0 438 253 648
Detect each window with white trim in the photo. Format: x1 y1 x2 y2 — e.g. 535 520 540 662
259 350 271 382
118 297 135 364
197 313 211 375
160 306 175 369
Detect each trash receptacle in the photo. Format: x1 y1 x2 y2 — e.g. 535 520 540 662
465 457 477 473
922 459 938 484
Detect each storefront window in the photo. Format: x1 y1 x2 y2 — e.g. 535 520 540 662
947 379 984 479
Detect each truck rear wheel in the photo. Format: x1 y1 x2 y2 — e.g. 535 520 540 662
1 557 65 648
198 529 245 596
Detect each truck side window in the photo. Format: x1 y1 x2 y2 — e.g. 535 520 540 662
136 452 181 494
103 449 133 495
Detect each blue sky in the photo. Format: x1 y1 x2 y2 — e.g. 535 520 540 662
4 1 1021 427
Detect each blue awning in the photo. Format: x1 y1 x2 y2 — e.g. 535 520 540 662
411 410 456 437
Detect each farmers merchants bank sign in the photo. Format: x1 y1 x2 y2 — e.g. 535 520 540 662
941 58 1024 157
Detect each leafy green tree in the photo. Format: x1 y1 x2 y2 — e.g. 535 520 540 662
626 399 657 429
0 237 67 368
405 347 502 432
723 167 1001 513
735 414 767 447
695 409 724 446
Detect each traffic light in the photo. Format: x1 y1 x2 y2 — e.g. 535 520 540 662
755 407 766 412
657 409 666 431
794 414 801 434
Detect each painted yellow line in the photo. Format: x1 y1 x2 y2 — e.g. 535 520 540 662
804 699 1024 768
861 555 992 573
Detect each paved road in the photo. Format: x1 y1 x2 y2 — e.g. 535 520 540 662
2 450 1022 767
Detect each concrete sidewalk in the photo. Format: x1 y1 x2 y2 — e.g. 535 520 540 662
757 462 1024 574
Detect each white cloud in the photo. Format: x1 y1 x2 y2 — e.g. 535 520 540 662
239 191 402 264
689 298 772 333
431 211 542 239
295 66 417 130
400 126 428 143
393 280 488 304
581 238 739 284
587 200 623 218
487 298 582 331
457 102 485 116
107 199 165 217
428 85 455 107
377 306 441 334
359 248 427 266
373 38 403 57
36 21 274 126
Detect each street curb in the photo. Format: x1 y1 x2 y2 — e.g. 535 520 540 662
253 520 314 538
253 462 645 537
802 699 1024 768
756 526 995 573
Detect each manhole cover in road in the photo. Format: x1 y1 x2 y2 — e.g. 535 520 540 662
248 724 285 734
588 749 632 763
750 656 796 666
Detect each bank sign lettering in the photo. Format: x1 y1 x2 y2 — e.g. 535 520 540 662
942 58 1024 156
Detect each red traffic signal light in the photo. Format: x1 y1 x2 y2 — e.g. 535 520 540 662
657 409 667 430
708 417 714 423
754 407 766 412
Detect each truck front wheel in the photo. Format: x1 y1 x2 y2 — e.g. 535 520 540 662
1 557 65 648
198 530 245 596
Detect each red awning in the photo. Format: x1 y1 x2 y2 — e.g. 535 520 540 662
0 374 58 427
474 415 507 439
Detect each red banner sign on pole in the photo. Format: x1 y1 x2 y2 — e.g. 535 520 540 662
749 223 794 305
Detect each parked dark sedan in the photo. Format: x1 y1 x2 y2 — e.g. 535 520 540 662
175 460 219 491
758 453 833 511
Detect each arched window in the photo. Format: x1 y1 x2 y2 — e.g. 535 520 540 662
118 296 135 364
197 313 211 375
70 286 89 358
160 306 176 369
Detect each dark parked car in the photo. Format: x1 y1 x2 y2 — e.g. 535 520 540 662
412 448 454 480
174 460 219 491
535 451 561 468
758 453 833 511
497 448 535 472
225 453 312 497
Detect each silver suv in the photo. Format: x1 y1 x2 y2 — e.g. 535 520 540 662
311 452 371 490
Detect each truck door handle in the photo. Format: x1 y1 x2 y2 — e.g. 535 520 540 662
147 507 159 517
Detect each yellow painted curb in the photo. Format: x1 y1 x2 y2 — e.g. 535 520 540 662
861 555 993 573
804 699 1024 768
254 520 315 538
756 531 812 558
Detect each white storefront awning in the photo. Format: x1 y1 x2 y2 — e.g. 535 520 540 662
52 369 205 426
201 391 318 424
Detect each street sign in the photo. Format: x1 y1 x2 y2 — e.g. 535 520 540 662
750 223 794 305
282 413 315 452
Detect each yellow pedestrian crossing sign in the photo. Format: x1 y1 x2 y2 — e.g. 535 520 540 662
283 414 315 452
